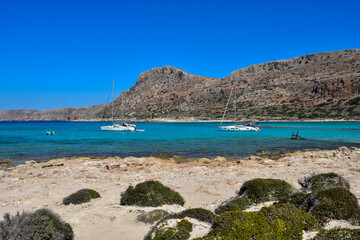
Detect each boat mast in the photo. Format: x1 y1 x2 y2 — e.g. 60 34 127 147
121 94 124 122
234 75 237 124
112 79 114 125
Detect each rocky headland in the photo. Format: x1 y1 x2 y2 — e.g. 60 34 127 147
1 49 359 121
1 147 360 239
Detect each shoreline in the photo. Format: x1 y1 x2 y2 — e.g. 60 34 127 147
3 144 360 168
1 147 360 239
1 119 360 123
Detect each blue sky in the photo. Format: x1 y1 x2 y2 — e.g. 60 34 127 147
1 0 359 110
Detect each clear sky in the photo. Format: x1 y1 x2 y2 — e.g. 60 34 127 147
1 0 359 110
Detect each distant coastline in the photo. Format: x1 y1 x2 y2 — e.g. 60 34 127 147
1 118 360 123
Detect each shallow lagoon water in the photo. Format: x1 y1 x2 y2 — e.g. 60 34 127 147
1 121 360 163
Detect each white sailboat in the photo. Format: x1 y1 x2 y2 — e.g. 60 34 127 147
219 76 260 132
101 79 136 132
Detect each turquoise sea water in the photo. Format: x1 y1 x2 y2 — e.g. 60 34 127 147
1 122 360 164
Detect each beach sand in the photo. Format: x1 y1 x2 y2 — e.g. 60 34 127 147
1 147 360 239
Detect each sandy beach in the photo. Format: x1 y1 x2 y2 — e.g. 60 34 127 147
1 147 360 240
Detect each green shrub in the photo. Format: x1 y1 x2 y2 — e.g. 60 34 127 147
216 179 295 214
197 203 319 240
310 188 360 224
346 97 360 106
120 180 185 207
145 219 193 240
164 208 215 224
299 173 350 192
63 189 101 205
262 203 320 232
137 210 169 224
0 209 73 240
312 228 360 239
284 187 360 225
215 196 252 214
145 208 214 239
0 211 31 239
85 189 101 199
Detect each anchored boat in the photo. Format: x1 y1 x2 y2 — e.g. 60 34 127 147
219 75 260 132
100 79 137 132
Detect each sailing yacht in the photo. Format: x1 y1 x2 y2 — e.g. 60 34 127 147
219 76 260 132
100 79 136 132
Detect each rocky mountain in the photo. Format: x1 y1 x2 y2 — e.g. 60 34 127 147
0 105 104 121
1 49 360 121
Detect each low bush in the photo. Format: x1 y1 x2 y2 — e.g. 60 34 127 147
215 178 295 214
63 189 101 205
145 208 214 239
215 196 252 214
299 172 350 192
312 228 360 239
120 180 185 207
196 203 319 240
137 210 169 224
164 208 215 224
0 208 74 240
310 187 360 224
145 219 193 240
284 187 360 225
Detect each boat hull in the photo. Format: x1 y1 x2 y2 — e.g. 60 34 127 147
219 125 259 131
101 125 135 132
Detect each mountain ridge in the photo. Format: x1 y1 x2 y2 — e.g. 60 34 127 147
1 49 360 121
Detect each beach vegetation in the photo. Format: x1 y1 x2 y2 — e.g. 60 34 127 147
285 187 360 225
144 208 214 239
145 219 193 240
310 187 360 224
164 208 215 224
120 180 185 207
312 228 360 239
197 203 319 240
137 210 169 224
346 97 360 106
299 172 350 192
63 189 101 205
0 208 74 240
215 178 295 214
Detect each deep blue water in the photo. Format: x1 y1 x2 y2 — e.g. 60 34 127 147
1 121 360 164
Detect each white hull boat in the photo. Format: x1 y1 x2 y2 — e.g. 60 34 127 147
101 123 135 132
219 74 260 132
219 125 259 131
101 79 138 132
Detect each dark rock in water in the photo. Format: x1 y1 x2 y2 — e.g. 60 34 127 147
0 208 74 240
0 159 11 170
120 180 184 207
299 172 350 192
200 203 319 240
0 159 11 165
215 178 296 214
37 159 49 163
151 153 174 159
